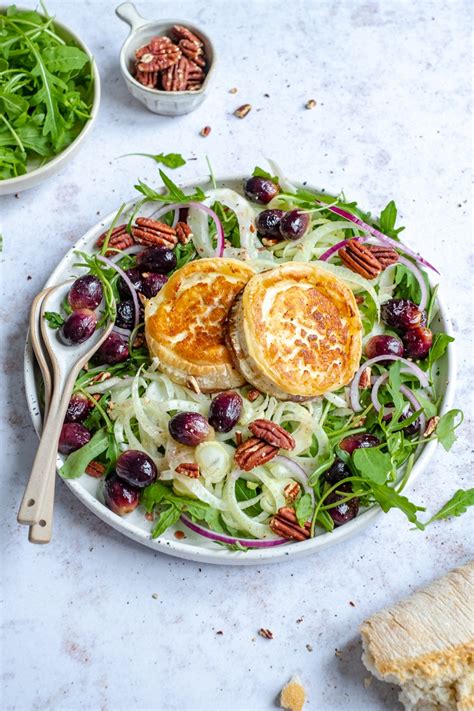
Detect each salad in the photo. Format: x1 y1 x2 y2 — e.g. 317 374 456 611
43 162 472 551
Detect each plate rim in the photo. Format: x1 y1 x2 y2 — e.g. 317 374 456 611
23 174 457 565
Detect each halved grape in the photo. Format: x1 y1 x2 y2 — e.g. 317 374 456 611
279 210 309 240
141 272 168 298
243 176 280 204
59 422 91 454
68 275 103 311
65 393 92 423
96 333 129 364
208 391 243 432
118 268 144 298
116 450 157 488
137 247 177 274
60 309 97 345
403 326 433 360
168 412 211 446
104 474 139 515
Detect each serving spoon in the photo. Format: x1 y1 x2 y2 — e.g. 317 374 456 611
18 281 114 535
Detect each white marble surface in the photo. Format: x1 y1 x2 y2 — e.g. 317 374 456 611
1 1 473 709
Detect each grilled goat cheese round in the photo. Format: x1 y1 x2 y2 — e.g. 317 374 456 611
225 262 362 400
145 258 255 392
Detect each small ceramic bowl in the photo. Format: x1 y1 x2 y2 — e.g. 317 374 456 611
0 9 100 197
116 2 215 116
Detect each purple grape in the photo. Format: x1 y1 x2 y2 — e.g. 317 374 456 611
141 272 168 298
118 268 144 298
380 299 423 330
104 474 139 516
324 459 352 491
403 326 433 360
65 393 92 423
340 433 380 455
115 300 135 330
60 309 97 345
96 333 129 364
243 176 280 204
326 491 360 527
59 422 91 454
208 391 243 432
256 209 285 237
168 412 211 446
365 335 404 361
68 275 103 311
279 210 309 240
116 450 157 488
137 247 177 274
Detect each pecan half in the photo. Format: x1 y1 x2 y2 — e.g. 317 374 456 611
175 221 193 244
338 240 382 279
136 36 174 59
175 462 199 478
284 482 301 503
85 460 106 478
161 56 189 91
366 245 399 268
249 419 295 451
135 69 159 88
258 628 274 639
187 61 205 81
132 217 178 248
178 38 205 65
96 224 134 256
186 81 203 91
246 388 261 402
423 415 440 438
359 366 371 389
170 25 204 48
137 46 181 73
269 507 311 542
234 103 252 118
234 437 278 471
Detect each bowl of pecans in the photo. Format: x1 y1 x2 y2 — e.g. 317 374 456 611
116 2 215 116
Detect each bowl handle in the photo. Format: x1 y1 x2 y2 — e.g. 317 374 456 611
115 2 149 31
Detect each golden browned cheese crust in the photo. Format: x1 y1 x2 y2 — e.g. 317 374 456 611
145 258 255 392
227 262 362 399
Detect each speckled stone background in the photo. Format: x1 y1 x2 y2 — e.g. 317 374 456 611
1 1 472 709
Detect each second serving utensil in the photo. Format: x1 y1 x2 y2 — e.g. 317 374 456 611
18 281 114 532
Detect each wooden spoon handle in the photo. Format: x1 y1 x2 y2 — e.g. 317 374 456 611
28 471 56 543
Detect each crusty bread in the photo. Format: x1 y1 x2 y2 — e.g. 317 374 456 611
360 562 474 710
279 675 306 711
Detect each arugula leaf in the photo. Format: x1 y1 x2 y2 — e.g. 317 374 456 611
378 199 405 238
43 46 89 73
353 448 392 484
120 152 186 169
43 310 64 328
235 478 262 517
435 409 463 451
141 480 222 534
295 493 313 526
425 489 474 526
151 504 182 538
59 428 108 479
428 333 454 373
134 171 206 205
252 165 278 183
370 482 425 528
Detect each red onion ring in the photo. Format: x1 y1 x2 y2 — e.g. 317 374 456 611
180 515 287 548
316 202 439 274
113 325 132 337
108 245 143 263
97 255 140 330
393 255 428 312
371 374 427 434
188 201 225 257
319 237 361 262
150 202 181 224
273 454 314 500
350 355 429 412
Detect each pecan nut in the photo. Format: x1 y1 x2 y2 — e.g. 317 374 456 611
161 56 190 91
137 46 181 73
423 416 440 438
135 69 159 88
338 240 382 279
175 462 199 478
269 507 311 542
248 419 295 451
366 245 399 268
234 103 252 118
359 366 371 389
283 482 301 503
170 25 204 48
132 217 178 248
187 60 205 81
85 460 106 478
178 38 205 65
175 221 193 244
135 36 174 59
246 388 261 402
234 437 278 471
96 224 134 256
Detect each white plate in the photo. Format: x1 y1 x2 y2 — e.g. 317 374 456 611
24 176 456 565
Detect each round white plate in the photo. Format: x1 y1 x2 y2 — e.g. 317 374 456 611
24 176 456 565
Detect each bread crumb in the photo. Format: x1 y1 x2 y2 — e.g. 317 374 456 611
279 675 306 711
306 643 313 652
364 676 372 688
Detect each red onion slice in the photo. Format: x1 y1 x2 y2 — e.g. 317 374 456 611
319 238 361 262
150 202 181 224
371 374 426 434
317 202 439 274
394 255 428 312
180 515 287 548
113 325 132 337
97 255 140 330
108 245 143 263
188 201 225 257
350 355 429 412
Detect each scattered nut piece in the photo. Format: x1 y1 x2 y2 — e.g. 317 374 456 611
284 482 301 503
279 675 306 711
151 593 159 599
305 99 317 109
215 630 224 635
363 676 373 689
200 125 211 137
145 512 154 522
258 628 274 639
229 87 238 94
247 388 261 402
174 530 186 540
335 648 343 658
175 462 200 478
306 643 313 652
85 460 106 478
359 366 371 389
234 103 252 118
424 415 440 437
